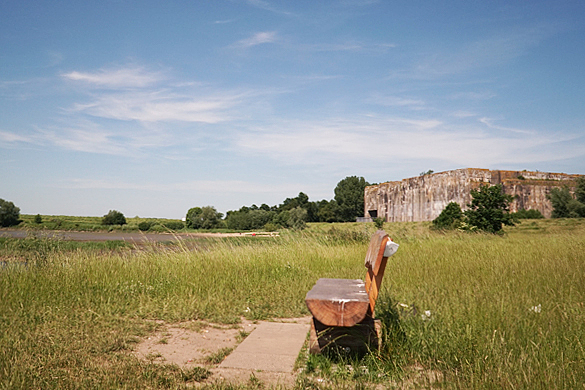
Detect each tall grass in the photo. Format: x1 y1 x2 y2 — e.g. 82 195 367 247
1 219 584 388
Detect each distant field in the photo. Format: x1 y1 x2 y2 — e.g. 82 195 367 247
17 214 241 233
1 219 584 388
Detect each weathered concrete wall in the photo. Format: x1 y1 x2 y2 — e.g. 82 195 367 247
365 168 583 222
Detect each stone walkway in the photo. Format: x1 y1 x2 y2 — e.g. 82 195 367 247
220 321 310 372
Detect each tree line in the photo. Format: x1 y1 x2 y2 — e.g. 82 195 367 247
185 176 370 231
2 176 583 232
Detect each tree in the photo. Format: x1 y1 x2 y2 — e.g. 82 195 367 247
334 176 370 222
287 207 307 230
316 200 339 223
0 199 21 227
548 179 585 218
186 206 224 229
464 184 514 233
576 177 585 204
432 202 464 229
102 210 126 226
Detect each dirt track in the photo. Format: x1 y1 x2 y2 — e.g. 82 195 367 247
0 229 277 243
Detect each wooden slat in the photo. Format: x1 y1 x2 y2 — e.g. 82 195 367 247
364 230 389 275
305 278 370 327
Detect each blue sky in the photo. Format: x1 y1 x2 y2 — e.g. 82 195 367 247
1 0 584 218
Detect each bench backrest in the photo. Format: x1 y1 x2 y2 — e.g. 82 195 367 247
364 230 391 317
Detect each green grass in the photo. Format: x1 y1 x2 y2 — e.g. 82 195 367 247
1 219 584 388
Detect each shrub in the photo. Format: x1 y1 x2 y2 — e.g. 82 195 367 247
0 199 21 227
102 210 127 226
549 183 585 218
138 221 152 231
226 209 275 230
374 217 385 229
513 208 544 219
264 222 278 232
465 184 514 233
163 221 184 230
432 202 464 230
186 206 223 229
34 214 43 224
288 207 307 230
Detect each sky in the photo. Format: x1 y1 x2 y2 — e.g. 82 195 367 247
1 0 584 218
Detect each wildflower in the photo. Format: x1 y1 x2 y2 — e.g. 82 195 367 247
421 310 432 321
530 304 542 313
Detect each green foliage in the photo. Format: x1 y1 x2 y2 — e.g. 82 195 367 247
316 199 339 223
334 176 370 222
226 209 275 230
287 206 307 230
0 199 21 227
33 214 42 224
138 221 152 231
373 217 384 229
548 186 585 218
464 184 514 233
162 220 184 230
513 208 544 219
576 177 585 204
419 169 434 176
186 206 223 229
101 210 127 226
432 202 464 229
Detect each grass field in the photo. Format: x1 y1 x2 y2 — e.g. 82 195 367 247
1 219 584 388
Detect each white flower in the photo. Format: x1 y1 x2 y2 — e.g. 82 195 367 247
530 304 542 313
421 310 432 321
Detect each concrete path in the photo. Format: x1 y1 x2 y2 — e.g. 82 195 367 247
220 321 310 373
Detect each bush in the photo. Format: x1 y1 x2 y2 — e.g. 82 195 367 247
186 206 223 230
163 221 184 230
0 199 21 227
102 210 127 226
513 209 544 219
465 184 514 233
374 217 384 229
432 202 464 230
34 214 43 224
226 209 275 230
138 221 152 231
549 183 585 218
287 207 307 230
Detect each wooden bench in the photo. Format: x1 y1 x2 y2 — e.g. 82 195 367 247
305 230 399 353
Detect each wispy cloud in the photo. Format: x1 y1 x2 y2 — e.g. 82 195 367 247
301 41 395 52
391 26 551 80
70 90 242 123
368 94 425 109
62 66 164 88
479 117 533 135
245 0 294 16
234 116 583 169
232 31 278 49
0 130 32 144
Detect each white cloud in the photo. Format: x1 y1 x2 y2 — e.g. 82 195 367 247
0 130 32 143
70 90 241 123
233 31 278 48
479 117 533 135
62 66 164 88
234 116 583 169
368 95 425 108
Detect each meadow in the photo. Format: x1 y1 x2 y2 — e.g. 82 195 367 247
1 219 584 389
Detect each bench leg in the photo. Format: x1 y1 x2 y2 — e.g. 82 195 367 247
309 317 381 355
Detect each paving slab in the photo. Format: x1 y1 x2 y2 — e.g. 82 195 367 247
219 321 309 372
